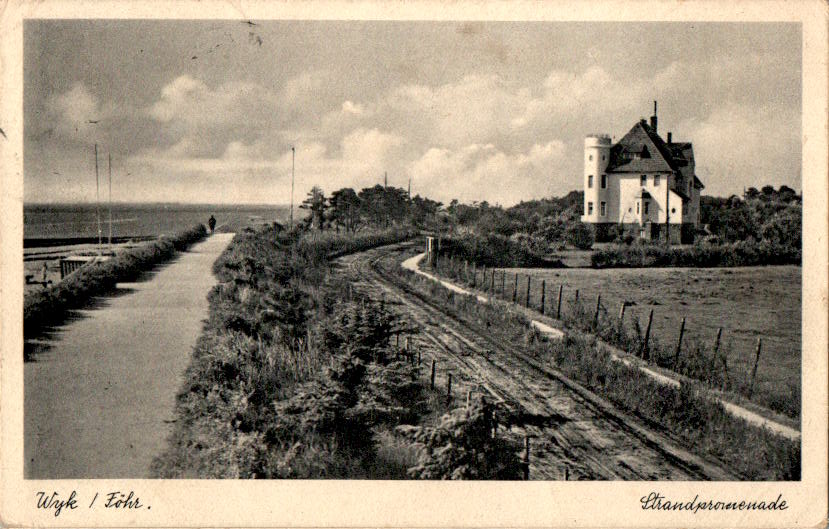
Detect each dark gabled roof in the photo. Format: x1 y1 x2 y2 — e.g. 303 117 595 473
606 120 677 174
607 119 704 192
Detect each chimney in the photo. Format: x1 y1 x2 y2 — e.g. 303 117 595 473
650 100 658 132
667 132 672 144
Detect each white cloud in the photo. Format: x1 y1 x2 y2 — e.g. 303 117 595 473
341 100 364 115
407 140 568 205
677 104 801 195
46 83 110 141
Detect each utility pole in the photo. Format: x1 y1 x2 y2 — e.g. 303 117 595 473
108 153 113 249
665 173 670 247
290 146 295 230
384 171 387 190
408 177 411 199
94 144 101 255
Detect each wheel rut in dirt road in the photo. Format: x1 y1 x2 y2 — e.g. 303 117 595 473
336 244 737 481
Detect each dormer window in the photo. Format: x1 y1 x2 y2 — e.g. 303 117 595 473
640 146 650 158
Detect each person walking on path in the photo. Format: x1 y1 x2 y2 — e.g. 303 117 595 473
208 215 216 233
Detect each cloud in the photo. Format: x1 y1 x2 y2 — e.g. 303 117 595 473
677 103 801 196
46 83 111 142
99 56 802 204
145 75 282 157
408 140 568 205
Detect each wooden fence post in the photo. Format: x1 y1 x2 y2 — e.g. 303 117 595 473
641 309 654 360
575 289 579 305
674 317 686 369
523 436 530 480
540 280 546 315
564 465 569 481
720 354 729 392
501 271 506 297
490 270 495 295
430 360 436 389
482 266 487 289
713 327 723 356
472 263 477 287
417 349 421 366
525 276 531 308
748 338 762 399
466 390 472 409
556 284 563 319
593 294 601 329
618 302 627 332
512 274 518 303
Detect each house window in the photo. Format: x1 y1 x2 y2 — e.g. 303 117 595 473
644 201 649 214
602 154 606 161
600 202 606 216
601 174 607 189
640 175 647 186
636 202 640 214
654 175 660 186
588 175 593 188
588 202 594 215
589 154 593 161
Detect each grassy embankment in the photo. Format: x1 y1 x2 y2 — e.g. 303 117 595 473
396 255 799 480
434 238 801 420
23 224 208 345
152 226 521 479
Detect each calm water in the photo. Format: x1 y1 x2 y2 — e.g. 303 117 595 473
24 203 290 240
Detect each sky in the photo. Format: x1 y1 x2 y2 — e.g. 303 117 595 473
24 20 801 206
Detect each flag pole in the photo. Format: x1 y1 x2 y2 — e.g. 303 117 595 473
290 146 295 230
94 144 101 255
108 153 113 250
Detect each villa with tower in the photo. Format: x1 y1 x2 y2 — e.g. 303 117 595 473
581 102 704 243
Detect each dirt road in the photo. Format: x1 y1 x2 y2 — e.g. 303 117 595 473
24 233 234 478
339 244 736 480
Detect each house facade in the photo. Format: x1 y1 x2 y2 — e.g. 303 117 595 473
580 103 704 243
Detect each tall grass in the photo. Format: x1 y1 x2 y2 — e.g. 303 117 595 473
23 224 207 342
387 258 800 480
438 233 562 268
591 240 801 268
154 225 518 479
431 252 799 419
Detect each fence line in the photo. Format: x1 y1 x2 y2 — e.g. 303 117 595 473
427 254 772 404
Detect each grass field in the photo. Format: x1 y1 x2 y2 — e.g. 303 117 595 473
498 265 801 419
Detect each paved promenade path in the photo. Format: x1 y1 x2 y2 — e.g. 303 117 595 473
24 233 235 478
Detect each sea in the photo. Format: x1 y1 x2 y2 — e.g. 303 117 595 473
24 203 290 247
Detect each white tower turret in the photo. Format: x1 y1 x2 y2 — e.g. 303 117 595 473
581 134 611 223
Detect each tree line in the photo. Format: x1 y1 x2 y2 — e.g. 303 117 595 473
299 184 442 233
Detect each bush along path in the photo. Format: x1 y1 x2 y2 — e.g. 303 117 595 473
24 223 208 347
153 226 523 479
24 232 235 478
382 247 797 480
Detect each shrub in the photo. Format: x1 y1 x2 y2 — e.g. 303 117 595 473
397 401 522 480
590 240 801 268
438 233 561 268
565 222 595 250
24 224 207 342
